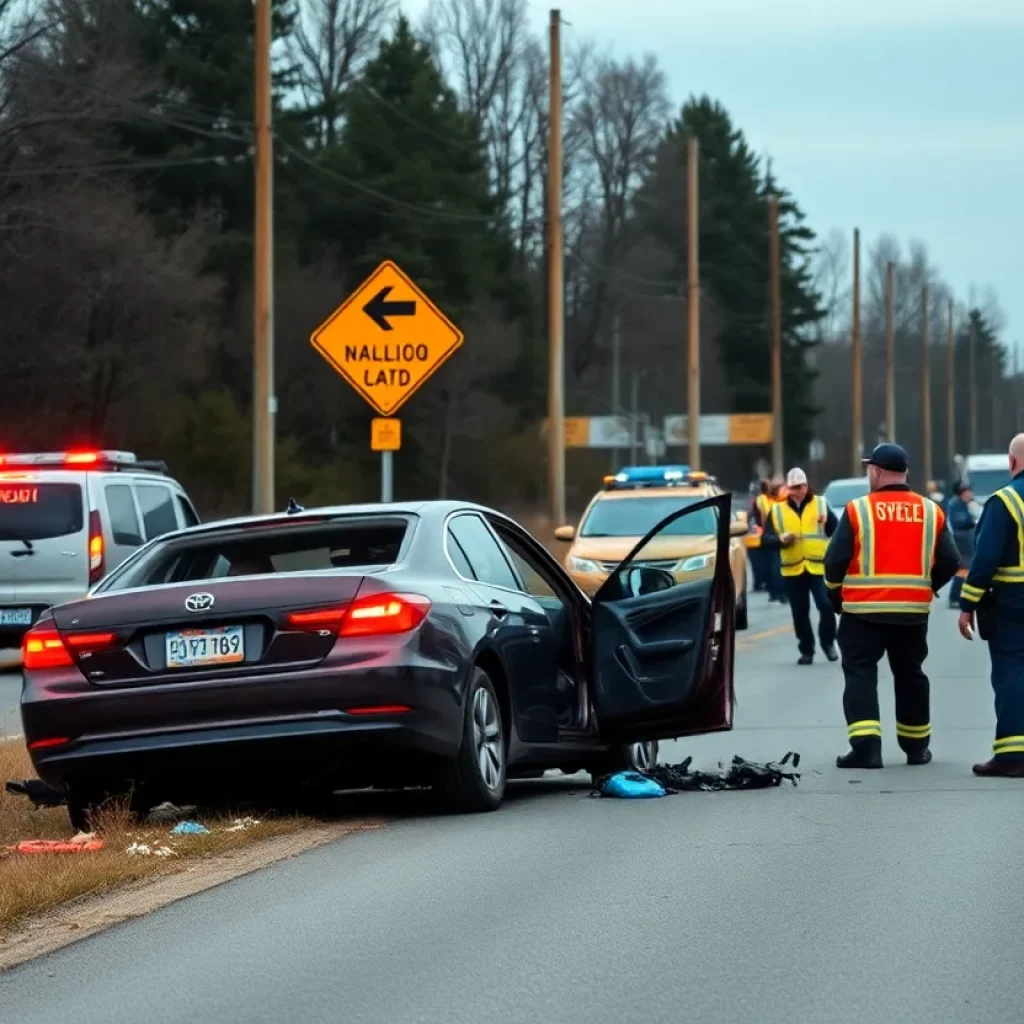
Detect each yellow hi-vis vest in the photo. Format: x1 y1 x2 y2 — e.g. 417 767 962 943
991 486 1024 585
772 497 829 576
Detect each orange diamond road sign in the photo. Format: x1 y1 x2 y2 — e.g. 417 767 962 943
371 418 401 452
310 260 464 417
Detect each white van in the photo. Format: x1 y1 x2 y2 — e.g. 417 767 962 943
0 450 200 651
962 453 1011 504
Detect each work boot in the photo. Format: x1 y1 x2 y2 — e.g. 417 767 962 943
797 653 813 666
823 645 839 662
972 759 1024 777
836 748 883 769
906 749 932 766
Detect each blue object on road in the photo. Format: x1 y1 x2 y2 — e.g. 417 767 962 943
600 771 666 798
171 821 210 835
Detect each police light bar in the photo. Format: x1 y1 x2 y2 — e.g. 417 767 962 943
606 465 692 488
0 450 138 468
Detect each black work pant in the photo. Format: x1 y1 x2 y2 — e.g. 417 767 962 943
784 571 836 656
838 614 931 755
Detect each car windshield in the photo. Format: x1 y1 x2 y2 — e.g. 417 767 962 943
579 495 717 537
824 480 869 509
97 517 410 591
966 468 1010 497
0 482 84 541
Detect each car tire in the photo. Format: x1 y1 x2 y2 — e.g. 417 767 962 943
736 591 749 630
65 783 143 833
434 666 507 813
586 740 659 784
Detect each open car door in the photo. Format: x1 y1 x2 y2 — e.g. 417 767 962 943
589 493 735 744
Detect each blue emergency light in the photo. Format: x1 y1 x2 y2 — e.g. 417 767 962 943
605 465 692 489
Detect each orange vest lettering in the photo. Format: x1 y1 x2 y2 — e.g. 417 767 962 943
842 492 941 614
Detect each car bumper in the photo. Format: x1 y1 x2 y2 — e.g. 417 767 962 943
23 660 466 792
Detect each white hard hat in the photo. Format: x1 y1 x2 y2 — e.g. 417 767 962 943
786 467 808 486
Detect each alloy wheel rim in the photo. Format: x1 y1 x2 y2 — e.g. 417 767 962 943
473 687 503 790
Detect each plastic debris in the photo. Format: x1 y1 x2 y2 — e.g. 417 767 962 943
16 834 105 854
597 771 666 799
170 821 210 835
223 817 261 832
593 752 801 797
126 842 175 857
5 779 66 808
144 801 197 824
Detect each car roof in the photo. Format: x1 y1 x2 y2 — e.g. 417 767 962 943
965 454 1006 468
825 477 868 487
593 485 714 501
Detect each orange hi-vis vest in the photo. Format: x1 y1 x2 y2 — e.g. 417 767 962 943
840 491 942 614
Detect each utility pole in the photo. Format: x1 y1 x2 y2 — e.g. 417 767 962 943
252 0 275 514
920 283 932 484
546 9 565 527
769 194 782 476
1015 346 1020 432
610 309 621 470
851 228 862 474
991 345 1000 448
687 136 701 471
629 373 639 465
946 298 955 468
969 316 978 452
885 261 895 442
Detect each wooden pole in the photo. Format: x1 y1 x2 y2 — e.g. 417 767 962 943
969 316 977 452
885 261 895 441
921 283 932 483
546 9 565 526
687 136 700 470
851 228 862 473
769 195 782 476
252 0 275 513
946 298 955 467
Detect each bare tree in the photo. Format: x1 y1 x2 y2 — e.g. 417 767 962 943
290 0 396 147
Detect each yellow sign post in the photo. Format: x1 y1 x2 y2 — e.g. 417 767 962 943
310 260 464 502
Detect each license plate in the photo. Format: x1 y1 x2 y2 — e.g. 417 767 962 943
0 608 32 626
165 626 244 669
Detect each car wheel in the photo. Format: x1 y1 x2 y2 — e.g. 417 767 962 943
586 740 659 784
736 591 749 630
434 666 507 813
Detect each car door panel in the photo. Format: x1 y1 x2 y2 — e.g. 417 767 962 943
590 493 735 745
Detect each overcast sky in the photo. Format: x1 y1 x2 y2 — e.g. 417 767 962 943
402 0 1024 349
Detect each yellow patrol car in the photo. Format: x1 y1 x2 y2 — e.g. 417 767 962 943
555 465 750 629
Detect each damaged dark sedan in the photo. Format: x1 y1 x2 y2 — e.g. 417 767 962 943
20 497 737 829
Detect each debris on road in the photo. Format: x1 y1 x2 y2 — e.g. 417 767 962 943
15 833 105 854
597 772 667 799
593 752 801 798
144 802 197 824
5 779 66 808
224 817 261 832
170 821 210 836
126 841 175 857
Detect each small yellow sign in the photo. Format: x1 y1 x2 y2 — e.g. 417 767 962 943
310 260 464 417
371 418 401 452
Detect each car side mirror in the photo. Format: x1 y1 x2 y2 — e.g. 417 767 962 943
554 525 575 542
622 565 676 598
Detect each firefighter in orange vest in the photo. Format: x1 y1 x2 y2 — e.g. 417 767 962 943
824 444 960 769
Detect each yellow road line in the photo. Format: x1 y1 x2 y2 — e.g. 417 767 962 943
737 623 792 648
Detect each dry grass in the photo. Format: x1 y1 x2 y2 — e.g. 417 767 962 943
0 740 313 937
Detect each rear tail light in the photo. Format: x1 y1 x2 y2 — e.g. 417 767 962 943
28 736 72 750
88 509 105 585
285 593 431 637
23 625 117 669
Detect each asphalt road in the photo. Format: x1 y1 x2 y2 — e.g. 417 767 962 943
3 592 1023 1024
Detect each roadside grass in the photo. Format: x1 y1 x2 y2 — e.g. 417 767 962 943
0 740 314 937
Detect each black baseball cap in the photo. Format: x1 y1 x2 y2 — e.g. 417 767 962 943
862 443 908 473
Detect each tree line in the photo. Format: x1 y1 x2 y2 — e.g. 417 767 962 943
0 0 1007 519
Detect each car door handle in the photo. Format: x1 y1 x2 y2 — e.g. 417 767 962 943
489 600 509 619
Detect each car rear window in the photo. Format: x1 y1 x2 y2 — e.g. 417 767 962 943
97 518 410 591
0 482 84 541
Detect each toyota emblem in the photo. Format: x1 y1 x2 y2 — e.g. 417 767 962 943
184 592 215 613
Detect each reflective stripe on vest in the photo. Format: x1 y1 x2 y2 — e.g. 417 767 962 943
841 492 939 614
992 487 1024 584
771 496 829 576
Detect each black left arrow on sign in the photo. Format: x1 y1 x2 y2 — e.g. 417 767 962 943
362 286 416 331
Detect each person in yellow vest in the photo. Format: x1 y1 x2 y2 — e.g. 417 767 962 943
747 480 772 592
761 467 839 664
